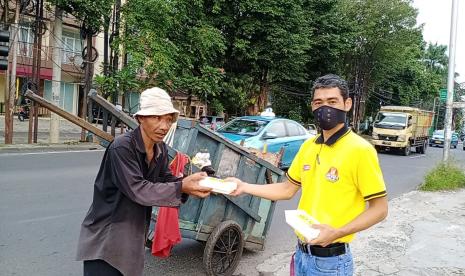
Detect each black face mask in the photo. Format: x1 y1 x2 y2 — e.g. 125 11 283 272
313 105 347 130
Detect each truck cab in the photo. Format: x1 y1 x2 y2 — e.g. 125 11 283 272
371 106 433 156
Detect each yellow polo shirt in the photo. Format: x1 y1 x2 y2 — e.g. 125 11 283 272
287 126 386 243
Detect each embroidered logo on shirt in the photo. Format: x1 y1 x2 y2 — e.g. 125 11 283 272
325 167 339 182
303 164 311 171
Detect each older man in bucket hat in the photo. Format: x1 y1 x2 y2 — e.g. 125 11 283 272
76 87 211 276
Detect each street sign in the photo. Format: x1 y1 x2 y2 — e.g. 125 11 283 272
439 88 448 101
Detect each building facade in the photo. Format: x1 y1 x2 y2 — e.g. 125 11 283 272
0 6 86 116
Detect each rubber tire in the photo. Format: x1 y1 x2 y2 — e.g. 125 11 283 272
402 142 411 156
145 238 152 249
417 141 426 154
203 220 244 276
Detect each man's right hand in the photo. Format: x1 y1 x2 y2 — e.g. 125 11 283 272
181 172 212 198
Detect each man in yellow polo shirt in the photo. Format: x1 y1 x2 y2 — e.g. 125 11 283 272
228 74 388 275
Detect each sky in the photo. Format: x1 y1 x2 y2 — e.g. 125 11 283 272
412 0 465 84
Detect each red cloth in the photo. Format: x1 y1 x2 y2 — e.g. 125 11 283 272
168 152 190 178
151 207 181 258
151 152 189 258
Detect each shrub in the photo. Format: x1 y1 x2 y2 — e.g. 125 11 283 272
420 162 465 191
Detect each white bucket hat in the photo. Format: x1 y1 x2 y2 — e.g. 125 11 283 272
134 87 180 122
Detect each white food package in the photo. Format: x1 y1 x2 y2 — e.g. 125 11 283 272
285 210 320 241
199 177 237 195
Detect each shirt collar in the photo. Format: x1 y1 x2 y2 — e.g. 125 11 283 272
315 125 351 146
132 126 164 158
133 126 146 153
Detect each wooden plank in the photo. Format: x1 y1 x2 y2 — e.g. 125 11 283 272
88 89 138 129
185 128 199 155
180 229 210 242
211 143 225 170
222 194 261 222
262 199 277 236
245 235 265 248
24 90 114 142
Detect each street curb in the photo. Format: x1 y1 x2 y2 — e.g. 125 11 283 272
0 142 104 153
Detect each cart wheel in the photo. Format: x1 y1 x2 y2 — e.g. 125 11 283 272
145 237 152 249
203 220 244 276
145 223 155 249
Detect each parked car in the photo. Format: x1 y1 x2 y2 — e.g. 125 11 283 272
457 129 465 141
429 130 459 148
305 123 318 136
217 116 313 169
199 115 225 131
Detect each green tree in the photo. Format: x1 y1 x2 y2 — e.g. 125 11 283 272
340 0 423 127
210 0 311 115
271 0 352 123
120 0 226 116
48 0 113 33
104 0 454 125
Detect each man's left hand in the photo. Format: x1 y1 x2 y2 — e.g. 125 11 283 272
308 224 341 247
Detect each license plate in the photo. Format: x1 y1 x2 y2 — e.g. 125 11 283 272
382 141 391 145
435 141 442 144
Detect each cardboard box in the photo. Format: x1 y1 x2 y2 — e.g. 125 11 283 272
199 177 237 195
285 210 320 241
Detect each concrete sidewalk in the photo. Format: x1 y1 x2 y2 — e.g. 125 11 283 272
256 189 465 276
0 115 122 150
0 115 83 144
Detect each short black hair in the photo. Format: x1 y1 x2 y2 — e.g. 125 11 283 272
311 74 349 100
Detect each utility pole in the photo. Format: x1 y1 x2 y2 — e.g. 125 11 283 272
7 0 20 144
111 0 121 105
109 0 122 137
103 15 109 77
80 34 94 142
2 1 12 144
50 6 63 143
443 0 459 162
29 0 43 143
3 0 11 144
432 97 439 132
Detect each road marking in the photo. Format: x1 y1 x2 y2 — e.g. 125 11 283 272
409 155 426 159
0 149 105 156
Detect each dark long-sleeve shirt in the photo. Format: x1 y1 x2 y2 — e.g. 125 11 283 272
76 127 182 276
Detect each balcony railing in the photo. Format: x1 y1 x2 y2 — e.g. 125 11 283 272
62 50 83 66
16 41 82 66
18 41 34 58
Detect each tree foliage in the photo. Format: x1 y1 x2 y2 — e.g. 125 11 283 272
116 0 227 115
49 0 113 33
107 0 451 123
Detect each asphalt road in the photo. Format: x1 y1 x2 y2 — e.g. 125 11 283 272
0 145 464 276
